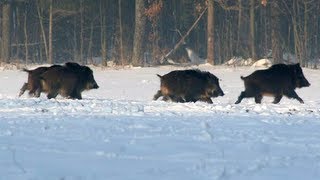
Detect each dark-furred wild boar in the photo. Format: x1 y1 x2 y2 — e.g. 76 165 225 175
19 65 61 97
153 69 224 104
235 63 310 104
40 63 99 99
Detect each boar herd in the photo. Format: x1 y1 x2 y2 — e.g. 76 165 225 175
153 63 310 104
19 62 311 104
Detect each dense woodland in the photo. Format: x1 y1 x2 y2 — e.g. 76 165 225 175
0 0 319 67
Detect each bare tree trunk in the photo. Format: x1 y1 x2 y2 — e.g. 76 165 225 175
0 11 1 60
37 1 48 62
15 6 21 61
228 17 233 62
87 21 94 64
48 0 53 64
271 1 283 64
73 16 77 61
315 3 320 68
100 0 107 66
217 32 222 64
132 0 146 66
264 4 268 57
249 0 256 61
236 0 242 55
303 1 308 67
207 0 214 65
39 33 43 63
24 6 28 64
119 0 124 65
2 2 11 63
292 0 303 65
80 0 84 64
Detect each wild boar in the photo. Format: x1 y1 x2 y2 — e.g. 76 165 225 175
40 63 99 99
153 69 224 104
19 65 61 97
235 63 310 104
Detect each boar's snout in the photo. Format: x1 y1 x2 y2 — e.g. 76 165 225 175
217 88 225 96
212 88 224 97
92 81 99 89
303 79 311 87
86 80 99 90
297 76 311 88
303 80 311 87
219 90 225 96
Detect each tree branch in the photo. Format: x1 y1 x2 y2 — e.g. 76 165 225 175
216 0 240 11
161 7 208 63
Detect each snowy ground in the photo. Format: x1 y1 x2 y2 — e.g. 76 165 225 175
0 64 319 180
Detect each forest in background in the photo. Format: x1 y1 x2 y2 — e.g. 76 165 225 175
0 0 319 67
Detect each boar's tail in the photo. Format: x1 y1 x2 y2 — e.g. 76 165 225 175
156 74 162 78
22 68 31 73
240 76 245 80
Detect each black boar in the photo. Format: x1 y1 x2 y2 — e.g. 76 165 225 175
235 63 310 104
40 63 99 99
153 69 224 104
19 65 61 97
64 62 82 70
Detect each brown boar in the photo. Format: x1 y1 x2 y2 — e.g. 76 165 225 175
19 65 61 97
153 69 224 104
235 63 310 104
40 63 99 99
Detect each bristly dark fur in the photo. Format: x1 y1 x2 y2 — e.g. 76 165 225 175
19 66 55 97
235 63 310 104
40 62 99 99
153 69 224 104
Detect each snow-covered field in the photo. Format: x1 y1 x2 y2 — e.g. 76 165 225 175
0 64 319 180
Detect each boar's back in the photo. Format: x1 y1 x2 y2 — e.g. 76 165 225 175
160 69 209 96
242 64 300 94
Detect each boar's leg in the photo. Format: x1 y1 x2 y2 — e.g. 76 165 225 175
164 95 179 102
235 90 257 104
69 90 82 100
19 83 28 97
199 97 213 104
162 96 171 101
273 95 283 104
171 96 185 103
184 96 195 103
254 94 263 104
75 93 82 100
235 91 248 104
34 88 42 97
161 94 184 102
153 90 162 100
47 90 59 99
235 93 244 104
284 90 304 103
29 87 39 97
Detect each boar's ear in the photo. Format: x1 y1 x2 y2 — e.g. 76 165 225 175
81 66 92 75
293 63 301 75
